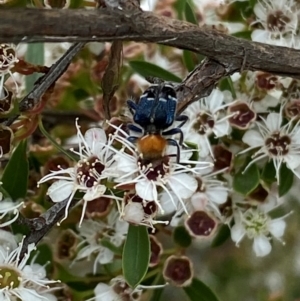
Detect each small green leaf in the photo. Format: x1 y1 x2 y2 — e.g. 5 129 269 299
148 273 165 301
122 225 150 288
129 61 182 83
173 226 192 248
211 224 231 248
232 31 252 39
38 118 76 162
279 163 294 197
25 43 44 93
184 0 198 25
184 278 220 301
101 238 123 255
261 160 276 184
2 140 28 200
219 77 236 98
233 162 260 195
174 0 186 20
184 141 199 162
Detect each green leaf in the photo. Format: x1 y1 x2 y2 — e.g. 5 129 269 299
184 278 220 301
25 43 44 93
233 162 260 195
219 77 236 98
2 140 28 200
232 31 252 39
38 118 77 162
129 61 182 83
122 225 150 288
101 238 123 255
261 160 276 184
211 224 231 248
279 163 294 197
173 226 192 248
184 0 198 25
174 0 186 20
149 274 165 301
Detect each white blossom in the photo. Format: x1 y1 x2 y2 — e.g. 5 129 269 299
0 239 59 301
0 195 24 228
74 210 128 274
231 207 287 257
92 276 142 301
241 111 300 183
107 123 211 216
182 89 232 158
38 120 115 225
251 0 299 47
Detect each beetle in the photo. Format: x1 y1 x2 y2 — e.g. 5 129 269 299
127 83 188 162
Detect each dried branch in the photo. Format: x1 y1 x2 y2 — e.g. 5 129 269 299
4 42 85 126
101 41 123 120
19 197 78 258
1 8 300 79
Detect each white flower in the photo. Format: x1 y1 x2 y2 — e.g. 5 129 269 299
182 89 232 158
231 207 287 257
0 239 59 301
74 210 128 274
190 172 229 219
120 194 169 232
0 196 24 228
251 0 299 47
107 124 211 216
38 120 115 225
241 111 300 183
93 276 142 301
0 229 17 252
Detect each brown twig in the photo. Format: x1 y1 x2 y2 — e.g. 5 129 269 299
0 8 300 79
101 41 123 120
19 197 79 258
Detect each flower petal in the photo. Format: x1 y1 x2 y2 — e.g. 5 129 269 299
285 154 300 170
83 185 106 201
230 223 245 244
208 89 224 113
48 180 74 202
242 130 264 147
266 112 281 132
206 187 228 205
136 179 156 201
168 173 197 199
85 128 107 152
269 219 286 238
94 283 117 301
253 235 271 257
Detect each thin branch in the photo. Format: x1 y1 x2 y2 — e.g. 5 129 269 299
19 197 79 258
4 42 85 126
1 8 300 78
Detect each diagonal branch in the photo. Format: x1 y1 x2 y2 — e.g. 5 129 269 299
1 8 300 79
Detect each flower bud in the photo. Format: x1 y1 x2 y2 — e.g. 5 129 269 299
149 235 163 267
163 255 193 287
185 211 217 238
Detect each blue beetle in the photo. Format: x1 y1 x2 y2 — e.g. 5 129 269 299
127 83 188 162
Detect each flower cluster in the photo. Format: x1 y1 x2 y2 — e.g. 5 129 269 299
2 0 300 299
0 233 59 301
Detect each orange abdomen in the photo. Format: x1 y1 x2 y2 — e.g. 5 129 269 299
137 135 167 160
